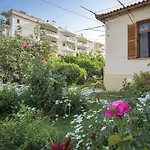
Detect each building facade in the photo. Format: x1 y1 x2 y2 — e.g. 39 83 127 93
1 9 104 56
96 0 150 91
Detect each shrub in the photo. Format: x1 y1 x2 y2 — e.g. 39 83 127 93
0 28 56 83
0 84 19 117
51 87 88 117
122 71 150 100
63 54 105 79
65 100 112 150
53 62 87 85
122 72 150 149
21 59 66 115
0 105 58 150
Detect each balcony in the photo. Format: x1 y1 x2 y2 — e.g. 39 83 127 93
0 20 10 28
77 48 89 53
51 42 58 48
45 31 58 40
77 42 88 49
63 46 76 53
62 36 76 44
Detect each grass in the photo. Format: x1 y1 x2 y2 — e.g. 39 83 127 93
90 91 124 101
54 90 123 142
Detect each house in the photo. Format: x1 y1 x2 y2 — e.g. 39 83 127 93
1 9 104 56
95 0 150 91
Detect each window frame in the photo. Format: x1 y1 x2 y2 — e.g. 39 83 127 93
137 18 150 58
17 19 20 24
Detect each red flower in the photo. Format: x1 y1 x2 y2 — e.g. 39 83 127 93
50 141 64 150
22 43 30 49
19 56 24 61
40 59 46 63
50 138 72 150
91 133 96 141
57 53 64 58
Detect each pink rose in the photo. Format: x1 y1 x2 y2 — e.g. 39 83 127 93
105 101 130 117
57 53 64 58
19 56 24 61
40 59 46 63
22 43 30 49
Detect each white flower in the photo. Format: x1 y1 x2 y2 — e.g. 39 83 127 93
76 135 82 139
89 125 92 128
65 114 68 117
31 107 36 111
55 100 60 105
68 103 71 107
101 126 106 131
70 121 75 124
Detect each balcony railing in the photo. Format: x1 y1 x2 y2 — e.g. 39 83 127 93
45 31 58 39
0 20 10 26
62 36 76 43
51 42 58 47
77 42 88 48
77 48 88 52
63 46 76 52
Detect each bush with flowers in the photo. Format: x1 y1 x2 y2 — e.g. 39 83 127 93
121 72 150 150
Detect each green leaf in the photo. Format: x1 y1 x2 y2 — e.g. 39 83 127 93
122 135 133 142
108 134 122 147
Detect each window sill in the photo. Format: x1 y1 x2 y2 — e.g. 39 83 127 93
136 57 150 60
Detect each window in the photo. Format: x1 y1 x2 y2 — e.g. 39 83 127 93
17 19 20 24
128 18 150 59
139 21 150 58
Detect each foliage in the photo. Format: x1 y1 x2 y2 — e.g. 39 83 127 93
52 87 88 118
65 100 113 150
0 105 57 150
53 62 87 85
105 101 133 150
122 72 150 149
0 25 56 83
63 54 105 79
0 84 21 117
0 35 24 83
20 57 66 116
122 71 150 100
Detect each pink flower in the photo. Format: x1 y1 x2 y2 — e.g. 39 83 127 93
40 59 46 63
22 43 30 49
19 56 24 61
57 53 64 58
105 101 130 117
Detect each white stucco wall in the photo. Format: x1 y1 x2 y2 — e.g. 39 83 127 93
104 5 150 91
10 15 38 37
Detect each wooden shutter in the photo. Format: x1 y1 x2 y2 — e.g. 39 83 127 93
128 23 138 59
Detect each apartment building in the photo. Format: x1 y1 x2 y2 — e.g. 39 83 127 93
1 9 104 56
76 34 89 54
58 28 77 55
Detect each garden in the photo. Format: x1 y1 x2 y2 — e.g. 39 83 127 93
0 24 150 150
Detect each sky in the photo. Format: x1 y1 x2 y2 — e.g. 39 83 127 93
0 0 142 43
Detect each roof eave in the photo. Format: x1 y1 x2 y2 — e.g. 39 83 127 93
96 0 150 23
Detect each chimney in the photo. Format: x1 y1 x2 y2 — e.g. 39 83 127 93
52 20 56 25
